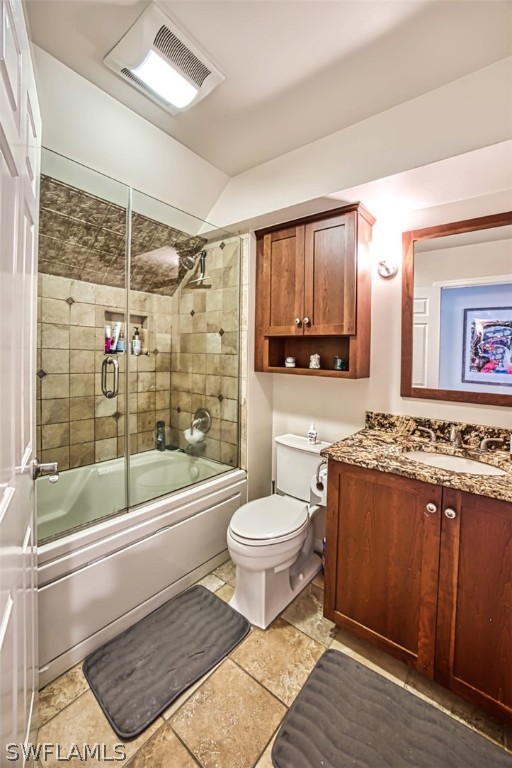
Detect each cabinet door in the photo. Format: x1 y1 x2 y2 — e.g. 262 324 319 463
436 489 512 721
261 226 305 336
304 212 356 335
324 463 442 675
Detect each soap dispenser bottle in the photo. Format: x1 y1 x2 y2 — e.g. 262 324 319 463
131 327 141 356
307 423 317 444
156 420 165 451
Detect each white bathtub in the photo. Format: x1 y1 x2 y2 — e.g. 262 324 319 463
37 450 232 542
37 452 246 686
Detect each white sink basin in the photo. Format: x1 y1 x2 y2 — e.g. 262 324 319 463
402 451 507 476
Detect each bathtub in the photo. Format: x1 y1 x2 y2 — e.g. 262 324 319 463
37 452 246 686
37 450 233 542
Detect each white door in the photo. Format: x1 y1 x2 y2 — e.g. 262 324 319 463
412 287 441 389
0 0 41 759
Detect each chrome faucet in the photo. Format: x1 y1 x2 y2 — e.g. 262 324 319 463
479 437 505 451
190 417 202 434
450 426 464 448
417 427 436 443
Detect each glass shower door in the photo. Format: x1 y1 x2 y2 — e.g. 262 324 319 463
128 189 241 507
36 149 130 541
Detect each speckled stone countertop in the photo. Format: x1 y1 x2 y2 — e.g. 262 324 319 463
321 412 512 503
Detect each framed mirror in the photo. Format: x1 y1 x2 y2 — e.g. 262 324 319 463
401 211 512 407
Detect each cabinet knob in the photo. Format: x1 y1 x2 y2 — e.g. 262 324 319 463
303 316 311 326
444 507 457 519
425 502 437 514
294 317 302 326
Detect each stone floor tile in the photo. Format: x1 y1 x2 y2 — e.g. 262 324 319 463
170 659 286 768
254 733 278 768
38 663 89 727
197 573 225 592
329 627 409 686
231 618 323 706
126 723 199 767
37 690 162 767
215 583 235 603
212 559 236 587
281 582 336 646
312 570 325 590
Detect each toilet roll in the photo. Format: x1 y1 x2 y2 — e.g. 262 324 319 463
310 468 328 505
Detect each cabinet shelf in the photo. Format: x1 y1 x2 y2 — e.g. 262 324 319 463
264 366 352 378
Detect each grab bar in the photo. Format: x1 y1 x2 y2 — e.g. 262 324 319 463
101 356 119 399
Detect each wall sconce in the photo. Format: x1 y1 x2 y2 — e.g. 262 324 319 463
377 260 398 279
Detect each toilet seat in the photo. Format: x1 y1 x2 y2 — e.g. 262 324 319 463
229 495 309 546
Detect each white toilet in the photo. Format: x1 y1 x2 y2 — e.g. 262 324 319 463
227 434 330 628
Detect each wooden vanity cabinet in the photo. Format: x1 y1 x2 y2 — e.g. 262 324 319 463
324 461 512 723
254 203 374 378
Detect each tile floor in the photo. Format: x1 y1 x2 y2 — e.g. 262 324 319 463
37 561 512 767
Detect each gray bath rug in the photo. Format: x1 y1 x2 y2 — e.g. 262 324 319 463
272 649 512 768
83 584 250 739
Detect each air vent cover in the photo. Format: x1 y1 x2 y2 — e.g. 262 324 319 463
104 4 225 115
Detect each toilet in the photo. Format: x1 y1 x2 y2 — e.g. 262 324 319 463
227 434 330 628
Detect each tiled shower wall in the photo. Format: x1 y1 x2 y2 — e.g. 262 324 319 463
37 274 173 470
170 238 241 467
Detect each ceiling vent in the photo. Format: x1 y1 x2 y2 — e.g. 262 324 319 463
103 4 225 115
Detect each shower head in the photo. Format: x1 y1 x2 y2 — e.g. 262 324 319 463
180 254 197 271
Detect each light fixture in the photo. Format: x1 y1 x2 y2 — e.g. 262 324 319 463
131 50 198 109
377 260 398 279
103 3 225 115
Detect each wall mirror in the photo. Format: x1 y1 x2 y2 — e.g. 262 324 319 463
401 211 512 407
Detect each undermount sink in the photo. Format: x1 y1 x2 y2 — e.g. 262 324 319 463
402 450 507 477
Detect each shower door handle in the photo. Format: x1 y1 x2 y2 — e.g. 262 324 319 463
101 356 119 399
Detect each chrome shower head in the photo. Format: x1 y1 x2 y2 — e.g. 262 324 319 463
180 254 197 271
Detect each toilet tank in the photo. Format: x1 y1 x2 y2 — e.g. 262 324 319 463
275 434 331 501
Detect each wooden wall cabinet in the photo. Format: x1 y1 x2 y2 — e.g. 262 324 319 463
324 462 512 723
254 204 374 378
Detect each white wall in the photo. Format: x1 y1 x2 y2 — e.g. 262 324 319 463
32 46 229 222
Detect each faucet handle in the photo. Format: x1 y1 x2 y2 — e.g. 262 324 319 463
417 426 436 443
479 437 505 451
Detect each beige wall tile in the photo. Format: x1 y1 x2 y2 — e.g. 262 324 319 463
41 374 69 400
70 279 96 303
95 416 117 440
41 297 69 325
155 315 172 334
137 431 155 452
138 371 156 392
206 333 222 354
70 350 95 374
95 395 118 417
136 353 156 372
70 373 95 397
41 323 70 349
221 398 238 422
70 302 96 327
156 390 171 410
156 351 172 372
41 446 69 471
221 420 238 445
70 325 96 350
70 419 94 445
220 442 238 466
190 373 206 394
41 274 71 299
205 290 222 312
42 423 70 450
137 411 155 432
95 438 117 462
138 391 156 411
220 376 238 400
221 332 238 354
41 399 69 425
41 349 69 374
69 396 94 421
70 442 95 468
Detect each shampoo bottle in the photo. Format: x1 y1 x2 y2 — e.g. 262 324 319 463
131 327 141 356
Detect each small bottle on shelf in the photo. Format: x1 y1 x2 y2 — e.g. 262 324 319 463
131 327 141 356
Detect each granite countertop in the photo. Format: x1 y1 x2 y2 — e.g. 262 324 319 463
321 427 512 503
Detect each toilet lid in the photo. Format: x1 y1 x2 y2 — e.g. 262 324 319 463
229 495 308 542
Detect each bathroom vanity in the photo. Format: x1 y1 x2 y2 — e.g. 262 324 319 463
322 413 512 724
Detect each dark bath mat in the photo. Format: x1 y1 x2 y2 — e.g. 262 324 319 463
272 649 512 768
83 584 250 740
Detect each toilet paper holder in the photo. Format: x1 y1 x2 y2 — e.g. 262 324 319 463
315 459 328 492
